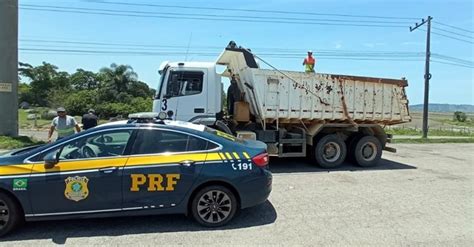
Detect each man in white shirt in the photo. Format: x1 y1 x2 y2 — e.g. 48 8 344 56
48 107 81 142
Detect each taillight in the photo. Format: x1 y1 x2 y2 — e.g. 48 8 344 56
252 152 269 167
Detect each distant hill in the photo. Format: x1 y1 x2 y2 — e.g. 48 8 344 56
410 104 474 113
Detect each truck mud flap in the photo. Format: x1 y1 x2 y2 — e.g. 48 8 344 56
383 146 397 153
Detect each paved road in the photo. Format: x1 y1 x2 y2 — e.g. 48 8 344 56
2 144 473 246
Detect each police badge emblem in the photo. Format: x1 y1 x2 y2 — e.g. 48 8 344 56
64 176 89 202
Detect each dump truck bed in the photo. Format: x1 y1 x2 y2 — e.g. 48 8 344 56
217 47 411 125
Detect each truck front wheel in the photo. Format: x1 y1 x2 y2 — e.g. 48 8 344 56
352 136 382 167
313 134 347 168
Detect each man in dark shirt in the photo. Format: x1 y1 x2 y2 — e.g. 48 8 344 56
82 109 98 130
227 77 242 116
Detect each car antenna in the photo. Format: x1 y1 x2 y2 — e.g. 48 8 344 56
184 32 193 62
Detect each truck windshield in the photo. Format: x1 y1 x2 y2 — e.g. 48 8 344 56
155 66 169 99
166 71 204 98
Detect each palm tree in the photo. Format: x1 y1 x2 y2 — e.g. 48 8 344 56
98 63 138 102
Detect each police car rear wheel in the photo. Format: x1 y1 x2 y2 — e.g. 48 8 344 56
0 192 23 237
191 185 237 227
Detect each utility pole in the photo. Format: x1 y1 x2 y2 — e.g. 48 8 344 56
410 16 432 139
0 0 19 137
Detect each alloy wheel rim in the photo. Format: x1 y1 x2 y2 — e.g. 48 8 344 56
197 190 232 224
0 199 10 229
323 141 341 162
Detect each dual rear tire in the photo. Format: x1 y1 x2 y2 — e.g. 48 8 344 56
311 134 382 168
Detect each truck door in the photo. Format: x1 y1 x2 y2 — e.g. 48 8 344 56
160 70 207 122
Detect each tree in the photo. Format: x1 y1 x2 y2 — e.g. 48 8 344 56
18 62 70 106
18 82 34 104
98 63 138 103
64 90 99 116
453 111 467 122
70 69 99 91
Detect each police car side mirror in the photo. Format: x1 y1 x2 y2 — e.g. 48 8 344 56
44 151 59 169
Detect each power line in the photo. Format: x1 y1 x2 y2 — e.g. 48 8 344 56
433 20 474 34
84 0 419 20
431 31 474 44
21 4 412 25
19 5 408 28
432 27 473 40
19 47 425 61
20 38 426 56
418 28 474 44
431 53 473 66
431 59 474 69
19 45 424 58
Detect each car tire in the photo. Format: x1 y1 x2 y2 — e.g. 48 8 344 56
191 185 238 227
353 135 382 167
0 191 23 237
313 134 347 168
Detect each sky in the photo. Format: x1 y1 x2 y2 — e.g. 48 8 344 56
18 0 474 105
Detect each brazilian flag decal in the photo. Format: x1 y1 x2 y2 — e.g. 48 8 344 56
13 178 28 191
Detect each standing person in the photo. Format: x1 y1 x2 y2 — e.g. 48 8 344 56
303 50 316 73
47 107 81 142
82 108 98 130
227 77 241 116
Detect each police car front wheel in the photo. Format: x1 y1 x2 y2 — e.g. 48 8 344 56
191 185 237 227
0 192 24 237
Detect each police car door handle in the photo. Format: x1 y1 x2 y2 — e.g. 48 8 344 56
179 160 195 166
99 167 118 174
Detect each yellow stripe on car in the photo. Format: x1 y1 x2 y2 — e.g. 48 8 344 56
232 152 240 159
126 153 208 167
0 164 34 176
205 153 222 162
0 152 225 177
225 152 233 160
219 152 227 160
243 152 251 159
31 158 128 173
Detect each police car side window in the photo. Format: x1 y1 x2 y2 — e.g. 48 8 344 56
29 130 132 162
131 129 215 155
57 130 132 160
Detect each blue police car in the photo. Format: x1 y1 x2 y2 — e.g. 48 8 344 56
0 115 272 236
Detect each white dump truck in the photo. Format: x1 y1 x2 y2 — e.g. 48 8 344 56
153 41 411 168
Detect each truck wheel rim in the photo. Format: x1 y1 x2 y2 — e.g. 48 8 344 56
361 142 377 161
323 142 341 162
197 190 232 224
0 199 9 229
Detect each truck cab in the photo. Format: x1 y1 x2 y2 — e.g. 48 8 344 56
153 61 222 126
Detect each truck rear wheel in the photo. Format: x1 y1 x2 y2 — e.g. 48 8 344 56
352 136 382 167
313 134 347 168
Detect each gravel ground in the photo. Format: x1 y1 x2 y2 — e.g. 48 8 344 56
1 143 473 246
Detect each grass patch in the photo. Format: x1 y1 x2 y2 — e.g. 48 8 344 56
19 109 53 129
19 109 109 129
391 138 474 144
439 119 474 128
0 136 45 149
386 128 473 137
